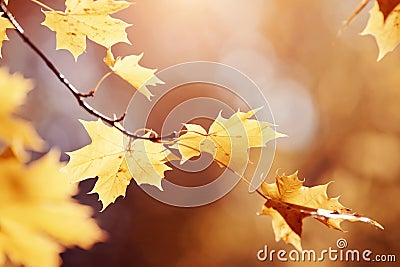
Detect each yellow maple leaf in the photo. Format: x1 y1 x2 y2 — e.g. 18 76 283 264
361 0 400 60
42 0 132 60
177 108 285 173
64 119 173 210
259 171 383 250
377 0 400 20
0 150 106 267
0 68 44 160
104 48 164 100
177 123 207 163
0 13 13 57
125 132 173 189
64 119 130 210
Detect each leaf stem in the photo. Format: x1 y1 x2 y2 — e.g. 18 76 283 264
173 142 269 200
239 175 269 200
80 71 113 97
30 0 55 12
339 0 369 34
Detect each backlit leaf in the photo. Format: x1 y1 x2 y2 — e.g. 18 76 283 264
42 0 131 60
177 108 285 174
361 0 400 60
64 119 173 210
259 171 383 250
0 68 44 161
0 13 14 57
0 150 106 267
104 49 164 100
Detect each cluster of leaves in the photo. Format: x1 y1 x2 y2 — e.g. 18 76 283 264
0 68 105 267
1 0 163 100
64 113 383 251
40 0 164 98
64 109 285 209
0 0 390 266
260 172 383 250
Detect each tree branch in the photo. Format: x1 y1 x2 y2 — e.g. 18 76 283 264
0 1 176 142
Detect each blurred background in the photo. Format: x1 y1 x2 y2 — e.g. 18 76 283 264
1 0 399 266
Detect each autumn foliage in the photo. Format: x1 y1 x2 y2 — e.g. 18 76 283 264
0 0 396 266
0 68 105 267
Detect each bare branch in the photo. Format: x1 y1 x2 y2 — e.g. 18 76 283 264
339 0 369 35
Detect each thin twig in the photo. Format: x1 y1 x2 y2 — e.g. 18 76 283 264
0 1 176 142
172 141 269 200
30 0 55 11
82 71 112 97
339 0 369 35
239 174 269 200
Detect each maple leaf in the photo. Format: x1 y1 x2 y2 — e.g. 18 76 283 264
361 0 400 60
177 123 207 164
64 119 173 210
177 108 285 173
377 0 400 20
64 119 130 210
104 48 164 100
0 68 44 160
125 132 173 189
0 12 13 57
259 171 383 251
0 150 106 267
42 0 132 60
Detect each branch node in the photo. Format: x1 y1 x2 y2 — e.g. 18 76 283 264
114 112 126 122
77 91 95 97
